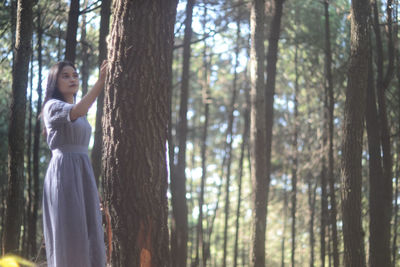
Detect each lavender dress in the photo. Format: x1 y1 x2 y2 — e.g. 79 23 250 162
42 99 106 267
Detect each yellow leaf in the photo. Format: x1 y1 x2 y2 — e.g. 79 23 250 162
0 255 36 267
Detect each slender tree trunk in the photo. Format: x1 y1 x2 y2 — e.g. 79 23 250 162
11 0 17 63
170 1 194 266
262 0 284 264
65 0 79 63
366 28 388 267
393 148 399 266
324 2 339 266
29 10 43 257
249 0 266 266
2 0 33 255
80 0 89 96
198 99 209 267
222 9 241 266
369 1 394 265
308 174 317 267
24 53 33 257
321 94 328 267
340 0 369 266
305 84 317 267
91 0 111 185
102 1 178 266
28 10 43 260
281 169 288 267
291 39 299 267
233 84 250 267
393 11 399 264
195 10 210 266
57 21 62 61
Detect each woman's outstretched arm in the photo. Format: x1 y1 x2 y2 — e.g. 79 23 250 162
70 60 108 121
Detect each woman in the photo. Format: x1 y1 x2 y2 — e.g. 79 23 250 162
42 60 107 267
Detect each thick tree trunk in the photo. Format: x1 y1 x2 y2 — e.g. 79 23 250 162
369 1 394 265
324 2 339 266
170 1 194 266
91 0 111 185
102 1 178 266
64 0 79 63
340 0 369 266
2 0 33 255
249 0 266 265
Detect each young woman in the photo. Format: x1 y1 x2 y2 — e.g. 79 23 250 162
42 60 107 267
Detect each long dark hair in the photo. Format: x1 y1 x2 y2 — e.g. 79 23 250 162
42 61 77 109
41 61 77 135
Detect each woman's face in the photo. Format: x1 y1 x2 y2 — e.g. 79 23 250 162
57 65 79 97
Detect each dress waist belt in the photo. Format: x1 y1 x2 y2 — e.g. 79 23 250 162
52 145 88 155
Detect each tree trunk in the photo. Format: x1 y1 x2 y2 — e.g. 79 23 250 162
170 1 194 266
369 1 394 265
102 1 178 266
222 8 241 266
393 160 399 265
365 28 388 267
249 0 266 265
291 38 299 267
195 10 210 266
80 0 89 96
393 12 400 264
281 169 288 267
324 2 339 266
91 0 111 185
2 0 33 255
305 76 317 267
340 0 369 266
29 9 43 257
65 0 79 63
233 83 250 267
261 0 284 263
321 94 328 267
24 53 33 257
307 173 317 267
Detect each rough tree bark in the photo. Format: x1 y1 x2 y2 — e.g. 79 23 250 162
2 0 33 255
340 0 369 266
102 1 178 266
